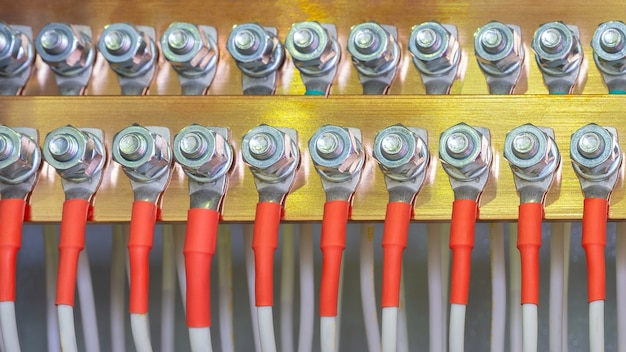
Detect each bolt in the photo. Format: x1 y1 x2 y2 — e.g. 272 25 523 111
415 28 440 54
316 132 343 159
179 132 207 159
577 132 604 158
119 133 147 161
0 32 6 52
481 28 504 54
248 133 275 160
103 30 130 54
381 133 407 160
601 28 624 53
354 28 379 54
446 132 473 158
167 28 193 54
48 134 78 162
540 28 564 53
234 29 258 54
512 132 538 159
40 29 68 54
293 28 318 53
0 134 11 160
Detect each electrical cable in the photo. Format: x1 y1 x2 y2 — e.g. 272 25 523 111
110 224 126 352
426 224 444 352
522 304 538 352
218 225 234 352
161 225 176 352
298 223 314 352
57 305 77 352
617 222 626 352
449 304 466 352
440 223 450 352
173 224 187 312
490 223 506 352
43 225 61 352
359 224 381 352
243 224 262 352
509 224 522 352
549 223 568 352
397 268 409 352
335 248 345 351
76 250 100 352
130 313 152 352
281 224 295 352
189 327 213 352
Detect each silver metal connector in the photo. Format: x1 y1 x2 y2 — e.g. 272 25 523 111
161 22 219 96
532 21 583 94
591 21 626 92
474 21 524 94
309 125 365 201
285 21 340 94
409 21 461 94
227 23 285 95
373 124 429 203
98 23 157 95
35 23 95 95
0 23 34 95
0 126 40 200
347 21 401 95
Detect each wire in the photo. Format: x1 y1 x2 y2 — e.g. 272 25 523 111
449 304 466 352
110 224 126 352
617 223 626 352
218 225 234 352
189 327 213 352
589 300 604 352
562 224 570 352
57 304 77 352
490 223 506 352
258 306 278 352
439 223 450 352
320 316 337 352
173 224 187 312
298 224 314 352
522 304 537 352
243 224 262 352
77 250 100 352
397 269 409 352
336 247 345 351
43 225 61 352
508 224 522 352
549 223 567 352
359 224 381 352
518 202 542 352
281 224 295 352
381 307 398 352
426 223 444 352
0 302 20 352
161 225 176 352
130 313 153 352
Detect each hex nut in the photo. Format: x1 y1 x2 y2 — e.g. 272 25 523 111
161 22 218 78
409 21 460 75
0 23 33 76
241 125 299 183
532 22 583 76
98 23 156 78
226 23 284 78
373 124 429 182
42 126 104 181
503 124 559 181
0 126 40 184
285 21 339 76
112 125 171 182
439 123 491 181
173 124 233 182
475 22 524 76
591 21 626 75
35 23 95 76
570 124 621 181
309 125 364 182
347 22 400 76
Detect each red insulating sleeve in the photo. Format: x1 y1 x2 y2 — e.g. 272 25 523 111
320 200 350 317
381 202 412 307
253 202 282 307
56 199 89 306
517 202 543 305
184 208 219 328
128 201 157 314
449 199 478 305
582 198 608 303
0 199 26 302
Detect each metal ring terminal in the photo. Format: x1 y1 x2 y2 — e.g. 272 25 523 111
0 23 34 95
309 125 365 183
112 124 172 183
173 124 233 183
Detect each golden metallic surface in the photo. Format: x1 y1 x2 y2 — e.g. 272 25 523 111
1 95 624 222
0 0 622 95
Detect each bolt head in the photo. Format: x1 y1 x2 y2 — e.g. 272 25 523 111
373 125 428 182
309 125 364 182
532 22 582 76
592 21 626 75
248 133 275 160
347 22 399 75
570 124 621 180
161 23 218 77
242 125 299 183
104 30 128 53
227 23 283 75
285 22 338 75
415 28 439 52
540 28 563 52
112 125 171 182
439 123 491 181
43 126 105 181
410 22 460 75
315 132 342 159
474 22 524 75
98 23 156 77
173 125 232 182
0 126 40 184
504 124 559 181
36 23 95 75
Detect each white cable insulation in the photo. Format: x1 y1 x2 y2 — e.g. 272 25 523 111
258 306 278 352
111 225 126 352
449 304 466 352
508 224 522 352
43 225 61 352
562 224 571 352
359 224 381 352
218 225 234 352
589 300 604 352
244 224 262 352
280 224 295 352
490 224 506 352
0 316 4 352
173 224 187 311
130 313 153 352
522 304 538 352
336 239 345 351
381 307 398 352
320 316 337 352
617 223 626 352
549 223 564 352
427 224 444 352
397 267 408 352
77 250 100 352
189 327 213 352
123 224 131 284
161 226 176 352
0 302 20 352
57 305 77 352
298 224 314 352
440 223 450 352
